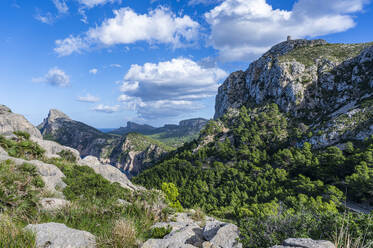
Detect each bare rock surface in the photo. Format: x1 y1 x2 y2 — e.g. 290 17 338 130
25 222 96 248
271 238 335 248
142 212 242 248
79 155 138 190
31 136 81 160
40 198 70 211
0 104 42 139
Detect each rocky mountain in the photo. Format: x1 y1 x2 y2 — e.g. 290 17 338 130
111 118 208 147
215 39 373 148
38 109 169 176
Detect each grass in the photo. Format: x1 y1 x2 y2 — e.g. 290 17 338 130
0 134 171 247
146 132 198 148
279 42 373 68
0 134 45 160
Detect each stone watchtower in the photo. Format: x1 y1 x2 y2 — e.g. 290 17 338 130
287 35 292 41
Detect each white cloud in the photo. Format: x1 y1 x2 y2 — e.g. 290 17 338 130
93 104 120 113
54 7 200 56
35 12 54 24
32 67 70 87
78 0 120 8
118 58 227 119
205 0 369 61
89 68 98 74
53 0 68 14
110 64 121 68
77 93 100 102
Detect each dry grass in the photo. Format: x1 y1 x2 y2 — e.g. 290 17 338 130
333 215 373 248
0 214 35 248
112 219 137 248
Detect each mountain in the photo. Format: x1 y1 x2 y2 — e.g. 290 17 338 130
134 39 373 247
215 39 373 148
111 118 208 147
38 109 170 176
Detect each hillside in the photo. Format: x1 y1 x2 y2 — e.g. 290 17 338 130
38 110 170 176
134 39 373 247
111 118 208 148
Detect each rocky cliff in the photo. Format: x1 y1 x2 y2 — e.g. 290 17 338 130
38 109 168 175
215 39 373 148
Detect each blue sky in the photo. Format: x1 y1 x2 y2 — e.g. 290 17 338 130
1 0 372 128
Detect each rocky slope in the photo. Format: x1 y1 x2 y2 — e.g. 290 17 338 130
215 39 373 148
38 109 169 175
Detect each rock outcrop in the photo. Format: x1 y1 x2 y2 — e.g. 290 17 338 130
40 198 70 211
0 104 42 139
0 154 66 196
25 223 96 248
79 155 138 190
271 238 335 248
214 39 373 147
142 212 242 248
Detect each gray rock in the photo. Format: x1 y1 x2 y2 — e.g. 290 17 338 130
0 154 66 195
117 199 131 206
0 146 7 156
79 156 138 190
40 198 70 211
25 223 96 248
210 224 242 248
271 238 335 248
0 105 42 139
30 137 81 160
203 221 226 241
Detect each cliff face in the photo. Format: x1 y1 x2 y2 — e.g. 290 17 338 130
38 110 168 175
215 39 373 148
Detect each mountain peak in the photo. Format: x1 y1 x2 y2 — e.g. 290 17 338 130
47 109 71 122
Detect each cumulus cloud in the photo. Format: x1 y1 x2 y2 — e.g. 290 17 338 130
205 0 369 61
32 67 70 87
78 0 120 8
93 104 120 113
117 58 227 119
34 0 68 24
54 7 200 56
89 68 98 74
77 93 100 102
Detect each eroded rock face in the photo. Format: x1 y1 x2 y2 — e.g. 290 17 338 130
25 223 96 248
40 198 70 211
0 105 42 139
214 39 373 147
31 137 81 160
271 238 335 248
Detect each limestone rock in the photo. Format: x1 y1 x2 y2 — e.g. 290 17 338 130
0 146 7 156
31 136 81 160
209 224 242 248
203 221 226 241
40 198 70 211
271 238 335 248
0 105 42 139
25 223 96 248
79 155 138 190
0 154 66 195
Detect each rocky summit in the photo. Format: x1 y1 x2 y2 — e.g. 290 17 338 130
215 39 373 148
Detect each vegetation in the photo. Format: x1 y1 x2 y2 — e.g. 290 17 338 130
0 134 45 160
0 135 170 247
134 104 373 247
125 133 173 152
279 42 373 67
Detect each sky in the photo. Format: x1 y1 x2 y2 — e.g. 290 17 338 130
1 0 372 128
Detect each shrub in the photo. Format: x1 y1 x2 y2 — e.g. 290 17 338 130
57 150 77 163
161 182 183 212
0 135 45 160
111 219 137 247
148 226 172 239
13 131 31 140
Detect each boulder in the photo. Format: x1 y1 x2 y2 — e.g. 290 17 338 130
0 105 43 139
40 198 70 211
25 223 96 248
209 223 242 248
79 156 138 190
0 154 66 195
31 136 81 160
0 146 7 156
202 221 226 241
271 238 336 248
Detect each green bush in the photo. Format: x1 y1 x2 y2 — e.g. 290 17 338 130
0 135 45 160
13 131 31 140
148 226 172 239
57 150 77 163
